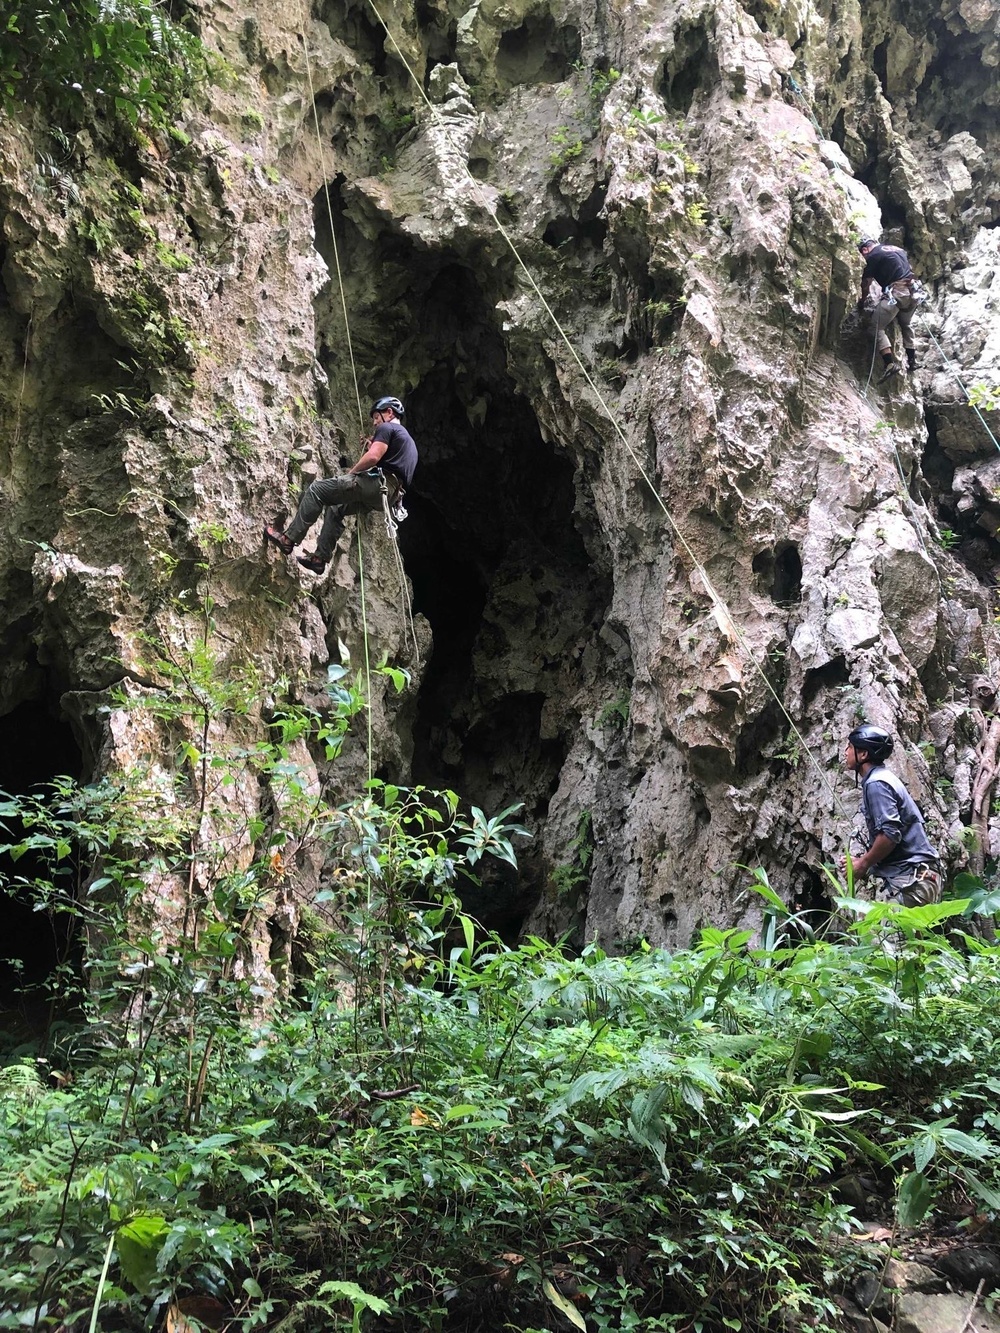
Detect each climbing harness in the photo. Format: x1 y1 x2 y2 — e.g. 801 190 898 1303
362 0 859 824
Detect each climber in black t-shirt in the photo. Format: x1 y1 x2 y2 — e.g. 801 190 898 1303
857 238 921 384
265 396 418 574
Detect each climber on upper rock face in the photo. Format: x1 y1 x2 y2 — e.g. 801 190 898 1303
857 238 922 384
841 723 942 907
264 396 417 574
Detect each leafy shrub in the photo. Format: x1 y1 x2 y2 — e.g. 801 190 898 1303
2 638 1000 1330
1 0 209 128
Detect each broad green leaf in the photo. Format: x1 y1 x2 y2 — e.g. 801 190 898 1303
542 1278 587 1331
938 1127 994 1160
958 1165 1000 1210
316 1280 391 1315
913 1133 937 1173
747 876 787 913
115 1215 169 1294
195 1132 239 1151
460 913 475 959
896 1172 934 1227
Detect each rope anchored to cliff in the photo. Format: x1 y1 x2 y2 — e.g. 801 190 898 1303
362 0 855 824
918 316 1000 459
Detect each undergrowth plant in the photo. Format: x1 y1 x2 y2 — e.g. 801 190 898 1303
2 641 1000 1332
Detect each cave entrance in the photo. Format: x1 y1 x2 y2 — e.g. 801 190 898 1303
312 206 612 934
396 264 603 809
0 698 85 1046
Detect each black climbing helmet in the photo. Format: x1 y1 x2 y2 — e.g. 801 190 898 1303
371 395 404 418
848 723 894 763
857 237 878 252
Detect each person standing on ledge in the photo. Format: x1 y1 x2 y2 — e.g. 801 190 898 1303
264 395 417 574
857 237 921 384
842 723 942 906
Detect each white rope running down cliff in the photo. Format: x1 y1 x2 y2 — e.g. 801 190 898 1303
301 5 422 683
919 316 1000 458
364 0 853 822
301 4 374 781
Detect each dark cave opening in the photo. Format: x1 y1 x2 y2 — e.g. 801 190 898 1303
396 274 593 809
310 181 611 934
415 0 457 66
658 23 713 113
753 542 802 606
908 16 997 144
495 16 581 86
736 696 788 779
857 161 910 237
317 0 389 75
801 655 850 713
389 266 606 926
921 414 1000 587
872 38 890 99
543 184 608 253
0 698 85 1041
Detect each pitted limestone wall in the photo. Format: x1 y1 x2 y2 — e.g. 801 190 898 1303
1 0 999 954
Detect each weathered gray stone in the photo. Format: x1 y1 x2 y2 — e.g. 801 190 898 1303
1 0 1000 959
934 1244 1000 1291
897 1291 1000 1333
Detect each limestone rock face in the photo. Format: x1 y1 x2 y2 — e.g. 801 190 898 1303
1 0 999 953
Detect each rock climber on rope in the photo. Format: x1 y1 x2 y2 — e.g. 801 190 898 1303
841 723 942 906
265 395 417 574
857 238 924 384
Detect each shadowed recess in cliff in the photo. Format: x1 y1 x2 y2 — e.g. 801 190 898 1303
396 266 607 786
921 411 1000 589
316 0 391 76
0 698 84 1039
753 542 803 605
495 13 581 86
658 16 714 113
367 263 607 926
307 187 601 931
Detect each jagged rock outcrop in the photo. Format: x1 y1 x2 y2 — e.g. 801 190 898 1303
1 0 999 957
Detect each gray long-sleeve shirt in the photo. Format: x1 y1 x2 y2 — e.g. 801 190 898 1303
860 765 937 872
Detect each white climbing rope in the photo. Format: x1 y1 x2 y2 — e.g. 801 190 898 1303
363 0 855 824
300 3 375 779
380 480 421 668
919 315 1000 458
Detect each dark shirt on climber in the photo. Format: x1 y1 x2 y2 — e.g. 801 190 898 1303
862 244 913 293
373 420 418 488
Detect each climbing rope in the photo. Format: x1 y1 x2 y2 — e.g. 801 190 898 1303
363 0 856 824
855 317 932 558
380 478 421 667
785 74 825 140
301 11 365 437
300 4 377 777
303 2 427 727
919 315 1000 458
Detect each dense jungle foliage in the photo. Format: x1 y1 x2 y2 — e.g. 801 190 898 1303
0 0 208 127
1 623 1000 1333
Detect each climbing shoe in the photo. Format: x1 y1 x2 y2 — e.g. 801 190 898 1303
296 553 327 574
878 360 901 384
905 348 918 372
264 524 294 555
